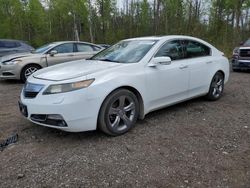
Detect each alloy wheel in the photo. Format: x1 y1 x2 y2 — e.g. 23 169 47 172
108 95 136 132
211 74 224 98
24 67 38 79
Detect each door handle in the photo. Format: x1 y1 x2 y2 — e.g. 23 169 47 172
206 61 213 64
179 65 188 69
67 54 74 57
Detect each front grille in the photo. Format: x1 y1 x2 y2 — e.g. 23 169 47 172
240 49 250 57
23 82 44 99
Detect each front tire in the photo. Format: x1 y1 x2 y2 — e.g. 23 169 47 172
98 89 139 136
20 64 41 83
206 72 224 101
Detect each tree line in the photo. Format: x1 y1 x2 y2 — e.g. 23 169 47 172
0 0 250 56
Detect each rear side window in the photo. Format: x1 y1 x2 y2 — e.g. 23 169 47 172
183 40 211 58
76 43 94 52
155 40 184 60
0 41 21 48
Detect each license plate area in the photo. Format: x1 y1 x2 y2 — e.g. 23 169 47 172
18 101 28 117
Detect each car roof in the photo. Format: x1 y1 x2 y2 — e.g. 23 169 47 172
51 41 101 47
124 35 214 49
0 39 26 42
125 35 206 41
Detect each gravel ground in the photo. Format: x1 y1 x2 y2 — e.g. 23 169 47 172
0 72 249 188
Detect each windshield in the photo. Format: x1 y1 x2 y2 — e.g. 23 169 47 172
90 40 158 63
33 43 56 53
244 39 250 46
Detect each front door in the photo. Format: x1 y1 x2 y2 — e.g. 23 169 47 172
145 40 189 112
46 43 75 66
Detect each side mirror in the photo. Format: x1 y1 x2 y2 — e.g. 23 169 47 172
49 50 58 56
240 41 244 46
148 56 172 67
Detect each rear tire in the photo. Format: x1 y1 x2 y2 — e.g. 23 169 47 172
98 89 139 136
20 64 41 83
205 72 224 101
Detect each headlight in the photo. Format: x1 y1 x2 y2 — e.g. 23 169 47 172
2 59 22 65
233 48 239 55
43 79 95 95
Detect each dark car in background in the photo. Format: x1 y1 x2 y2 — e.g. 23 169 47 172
0 39 34 57
232 39 250 71
97 44 111 48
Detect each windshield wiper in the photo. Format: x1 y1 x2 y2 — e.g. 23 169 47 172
99 58 121 63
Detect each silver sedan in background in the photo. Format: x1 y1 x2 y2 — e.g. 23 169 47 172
0 41 103 82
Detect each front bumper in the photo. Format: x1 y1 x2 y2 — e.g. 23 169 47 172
232 59 250 70
0 64 20 79
19 86 101 132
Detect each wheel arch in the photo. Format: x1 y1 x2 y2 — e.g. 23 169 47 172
20 63 43 80
98 85 145 120
217 70 225 78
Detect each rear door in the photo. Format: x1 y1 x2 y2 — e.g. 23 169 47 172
181 40 214 97
74 43 101 60
46 43 75 66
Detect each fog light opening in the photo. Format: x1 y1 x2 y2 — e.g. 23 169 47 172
31 114 68 127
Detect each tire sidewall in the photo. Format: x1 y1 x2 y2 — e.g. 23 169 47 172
98 89 139 136
207 72 224 101
21 64 40 83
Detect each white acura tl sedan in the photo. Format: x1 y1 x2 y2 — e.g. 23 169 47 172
19 36 229 136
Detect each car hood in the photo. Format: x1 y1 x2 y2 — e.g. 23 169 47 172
0 52 38 63
239 46 250 50
33 60 123 81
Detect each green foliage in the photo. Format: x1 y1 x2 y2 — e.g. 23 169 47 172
0 0 249 55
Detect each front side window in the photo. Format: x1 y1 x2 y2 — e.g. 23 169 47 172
155 40 183 60
52 43 74 54
91 40 157 63
183 40 210 58
76 43 94 52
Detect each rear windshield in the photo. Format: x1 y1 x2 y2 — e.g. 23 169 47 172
0 41 21 48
